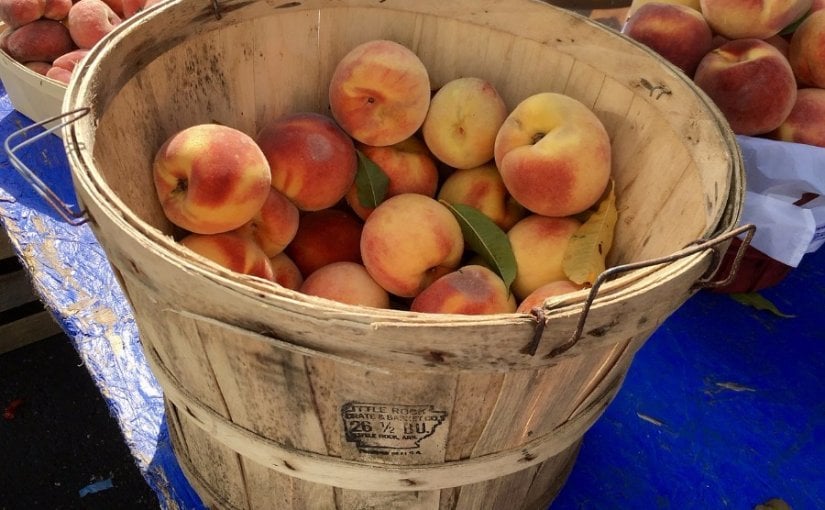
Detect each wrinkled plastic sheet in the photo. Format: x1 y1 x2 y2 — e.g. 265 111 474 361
0 85 204 509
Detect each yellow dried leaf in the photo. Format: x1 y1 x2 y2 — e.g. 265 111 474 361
563 180 617 286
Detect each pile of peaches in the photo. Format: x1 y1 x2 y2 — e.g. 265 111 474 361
152 39 617 316
622 0 825 145
0 0 154 83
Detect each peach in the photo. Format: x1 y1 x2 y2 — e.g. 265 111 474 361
179 232 275 281
329 39 431 147
66 0 122 50
345 137 439 220
693 38 797 136
516 279 585 314
45 65 72 83
43 0 72 19
621 2 713 77
361 193 464 298
410 265 516 315
269 252 304 290
771 88 825 148
284 208 363 278
437 163 526 231
46 48 89 84
299 261 390 309
699 0 811 40
153 123 272 235
421 76 508 169
2 20 74 63
99 0 122 17
256 112 357 212
0 0 44 29
231 187 299 257
507 215 581 300
789 10 825 88
25 61 51 75
764 34 790 59
813 0 825 12
494 92 611 218
627 0 702 16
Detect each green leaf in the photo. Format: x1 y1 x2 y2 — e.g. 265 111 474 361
563 180 617 286
354 150 389 209
729 293 796 318
442 201 517 292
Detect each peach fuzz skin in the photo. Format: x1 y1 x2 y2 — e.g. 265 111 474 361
507 214 582 301
231 187 299 258
693 38 797 136
284 208 363 278
699 0 811 40
0 0 45 28
329 39 431 147
422 76 508 170
256 112 357 212
628 0 701 16
771 88 825 148
269 252 304 290
153 124 272 235
299 262 390 309
345 137 439 220
621 2 713 76
494 92 611 218
179 232 275 281
410 265 516 315
437 163 525 231
2 19 73 63
516 279 585 314
789 10 825 89
66 0 122 50
361 193 464 298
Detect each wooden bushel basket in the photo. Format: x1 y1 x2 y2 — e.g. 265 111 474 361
60 0 744 508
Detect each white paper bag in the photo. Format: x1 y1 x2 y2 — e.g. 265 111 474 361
736 135 825 267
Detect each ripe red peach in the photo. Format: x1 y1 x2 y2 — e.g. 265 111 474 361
410 265 516 315
361 193 464 298
43 0 71 19
269 252 304 290
507 215 582 300
627 0 701 17
789 10 825 88
694 38 797 136
437 163 526 231
25 61 51 76
66 0 122 50
494 92 611 218
771 88 825 148
516 279 585 314
621 2 713 76
421 76 508 169
284 208 363 278
256 112 357 211
699 0 811 40
153 123 272 235
180 232 275 281
231 187 299 257
345 137 439 220
2 19 74 63
299 261 390 309
45 48 89 84
0 0 44 28
329 39 431 147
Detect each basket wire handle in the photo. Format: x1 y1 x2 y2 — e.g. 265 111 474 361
4 107 92 226
527 223 756 358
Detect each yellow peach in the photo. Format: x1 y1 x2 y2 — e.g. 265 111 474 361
437 163 525 231
299 261 390 309
180 232 275 281
410 265 516 315
361 193 464 298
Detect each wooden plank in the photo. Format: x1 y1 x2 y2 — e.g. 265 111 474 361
0 309 62 355
0 269 38 313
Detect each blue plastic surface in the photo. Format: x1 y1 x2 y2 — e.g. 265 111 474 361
1 78 823 509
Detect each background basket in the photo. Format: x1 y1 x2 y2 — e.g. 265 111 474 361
59 0 743 508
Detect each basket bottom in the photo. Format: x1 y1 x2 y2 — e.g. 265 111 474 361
166 399 583 510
